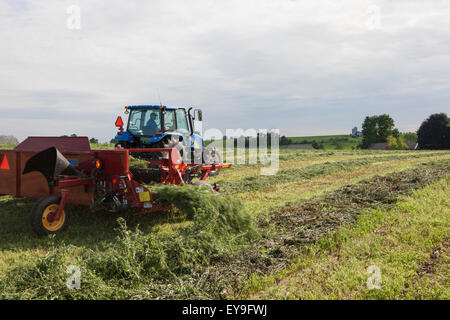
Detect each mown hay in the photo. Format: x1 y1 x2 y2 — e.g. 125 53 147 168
84 185 257 281
0 244 121 299
218 152 447 194
129 156 149 169
0 185 257 299
197 164 450 298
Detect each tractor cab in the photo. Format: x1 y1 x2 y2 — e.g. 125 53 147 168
114 105 204 152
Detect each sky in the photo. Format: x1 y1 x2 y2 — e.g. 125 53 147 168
1 0 449 143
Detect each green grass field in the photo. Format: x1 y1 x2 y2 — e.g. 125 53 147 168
207 134 362 150
284 134 362 149
0 146 449 299
0 143 17 150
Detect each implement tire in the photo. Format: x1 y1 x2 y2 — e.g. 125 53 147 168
30 195 69 236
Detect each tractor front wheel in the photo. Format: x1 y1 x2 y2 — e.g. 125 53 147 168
30 195 69 236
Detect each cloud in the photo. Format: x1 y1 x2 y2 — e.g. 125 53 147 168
1 0 449 142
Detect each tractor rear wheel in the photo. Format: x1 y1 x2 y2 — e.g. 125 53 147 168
162 138 186 162
30 195 69 236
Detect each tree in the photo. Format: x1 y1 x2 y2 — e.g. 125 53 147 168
392 128 400 138
401 132 418 143
89 137 99 144
417 113 450 149
280 136 291 145
387 135 407 150
361 114 396 148
311 141 324 149
376 114 395 141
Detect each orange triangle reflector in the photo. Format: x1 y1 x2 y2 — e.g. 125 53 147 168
0 154 10 170
115 116 124 127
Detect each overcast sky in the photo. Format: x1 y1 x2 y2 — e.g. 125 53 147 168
1 0 449 142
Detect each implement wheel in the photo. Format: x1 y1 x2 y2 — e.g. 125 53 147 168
30 195 69 236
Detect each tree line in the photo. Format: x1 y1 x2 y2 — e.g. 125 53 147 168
66 112 450 150
360 113 449 150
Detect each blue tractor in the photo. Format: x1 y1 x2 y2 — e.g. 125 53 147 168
114 105 222 179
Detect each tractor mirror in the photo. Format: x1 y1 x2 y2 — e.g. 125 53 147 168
194 109 203 121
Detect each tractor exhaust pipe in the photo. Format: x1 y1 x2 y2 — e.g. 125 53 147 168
23 147 85 186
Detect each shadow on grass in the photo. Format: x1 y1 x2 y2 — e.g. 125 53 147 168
0 196 189 251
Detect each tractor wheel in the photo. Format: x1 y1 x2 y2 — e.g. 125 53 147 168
191 180 215 193
30 195 69 236
162 138 187 162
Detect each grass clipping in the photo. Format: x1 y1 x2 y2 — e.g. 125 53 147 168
87 185 258 283
0 185 257 299
129 156 149 169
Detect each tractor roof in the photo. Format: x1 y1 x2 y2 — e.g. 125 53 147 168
126 105 179 110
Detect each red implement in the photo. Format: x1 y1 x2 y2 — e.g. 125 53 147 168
0 136 231 235
15 136 91 152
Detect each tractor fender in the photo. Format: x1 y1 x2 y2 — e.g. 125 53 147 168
114 131 133 143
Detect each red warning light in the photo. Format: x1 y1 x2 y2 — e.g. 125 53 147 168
115 116 124 128
0 154 10 170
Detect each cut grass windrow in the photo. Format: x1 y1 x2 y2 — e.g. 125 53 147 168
217 152 448 194
220 164 450 299
248 178 450 299
0 186 257 299
240 155 450 216
208 151 444 183
213 150 446 183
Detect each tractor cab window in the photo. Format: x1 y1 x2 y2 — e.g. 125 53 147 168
128 109 162 136
162 110 176 131
143 110 161 136
127 110 144 136
176 109 190 134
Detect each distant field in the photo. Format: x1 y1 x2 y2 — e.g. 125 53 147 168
205 134 362 150
0 143 16 150
284 134 362 150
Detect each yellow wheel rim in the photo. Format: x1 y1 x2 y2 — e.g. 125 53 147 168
42 204 66 232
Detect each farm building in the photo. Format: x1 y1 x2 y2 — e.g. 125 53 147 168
368 142 418 150
368 142 390 150
286 144 316 149
351 127 363 137
0 135 18 144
